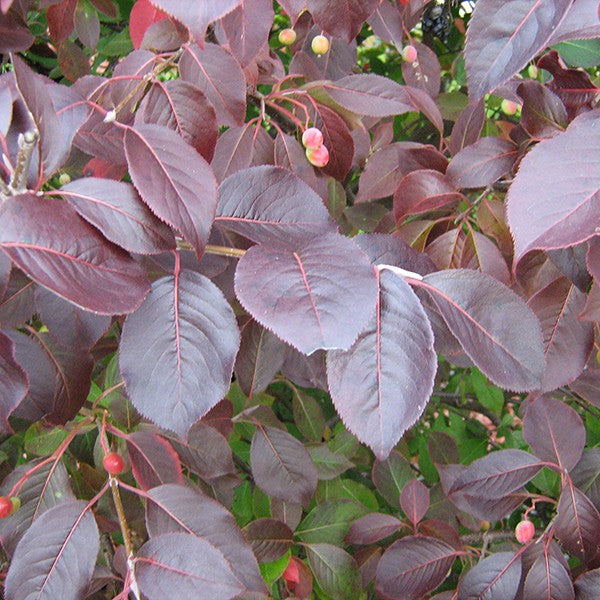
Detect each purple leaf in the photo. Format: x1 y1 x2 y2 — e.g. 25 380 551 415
124 123 217 256
554 481 600 563
457 551 522 600
372 450 414 509
273 132 321 192
306 0 379 42
12 55 64 180
0 330 27 433
179 42 246 126
507 110 600 265
345 513 403 545
126 430 183 490
421 270 545 391
234 234 378 355
235 320 287 398
5 500 99 599
376 536 457 600
465 0 575 99
0 459 74 557
518 81 568 139
394 169 463 223
528 277 594 391
322 74 415 117
449 99 485 156
242 518 293 563
221 0 274 67
74 109 126 164
356 142 447 203
313 103 354 181
400 479 430 526
59 177 176 255
134 532 245 599
135 79 218 162
250 425 318 506
461 229 511 285
327 269 436 460
149 0 241 46
446 137 518 189
210 123 256 183
278 0 306 23
217 166 336 245
306 543 361 598
547 0 600 44
401 41 441 98
35 287 111 349
8 329 93 425
145 483 267 595
0 194 150 314
523 554 574 600
120 271 239 439
575 568 600 600
571 448 600 510
448 449 542 517
523 396 585 471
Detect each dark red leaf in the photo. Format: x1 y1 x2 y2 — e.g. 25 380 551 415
242 518 293 563
449 99 485 156
306 0 379 42
507 110 600 265
145 483 267 595
5 500 99 599
446 137 518 189
250 425 318 506
74 0 99 49
376 536 457 600
346 513 403 545
400 479 430 526
124 124 217 256
457 551 522 599
210 123 256 182
47 0 77 43
327 269 436 460
126 430 183 490
273 132 321 193
0 194 150 314
235 234 378 355
523 554 574 600
528 277 594 391
179 42 246 126
518 81 568 139
217 166 335 245
135 79 218 162
120 271 240 439
547 0 600 44
465 0 574 99
401 41 441 98
575 568 600 600
0 330 27 433
135 532 245 599
59 177 176 255
312 103 354 181
200 399 233 438
130 0 167 49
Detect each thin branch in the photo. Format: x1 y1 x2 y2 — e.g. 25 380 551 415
433 392 501 427
9 130 38 192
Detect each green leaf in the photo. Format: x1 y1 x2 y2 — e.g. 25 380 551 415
296 499 368 544
24 423 68 457
553 39 600 68
306 543 361 600
307 443 353 480
232 480 253 527
259 549 291 587
292 388 325 442
470 369 504 415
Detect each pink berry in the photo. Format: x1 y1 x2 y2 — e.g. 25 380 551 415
515 519 535 544
402 45 418 63
278 28 297 46
311 35 329 55
302 127 324 150
306 145 329 167
501 99 519 116
103 452 125 475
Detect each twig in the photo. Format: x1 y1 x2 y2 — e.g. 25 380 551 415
433 392 501 427
8 130 37 192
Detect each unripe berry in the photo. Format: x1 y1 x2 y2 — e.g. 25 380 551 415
9 497 20 516
311 34 330 55
528 64 539 79
302 127 324 150
306 145 329 167
515 519 535 543
402 45 418 63
0 496 12 519
278 28 297 46
103 452 125 475
501 99 519 116
58 173 71 186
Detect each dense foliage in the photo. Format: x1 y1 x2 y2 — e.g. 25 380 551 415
0 0 599 598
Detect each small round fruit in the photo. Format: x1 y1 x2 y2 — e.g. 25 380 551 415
515 519 535 543
306 145 329 167
402 44 418 63
302 127 324 150
9 497 20 516
278 28 297 46
311 34 330 55
480 520 491 532
103 452 125 475
0 496 12 519
58 173 71 186
528 64 539 79
501 99 519 116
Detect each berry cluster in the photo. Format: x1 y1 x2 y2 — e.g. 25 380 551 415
302 127 329 167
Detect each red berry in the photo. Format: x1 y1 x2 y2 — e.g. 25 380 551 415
0 496 12 518
302 127 324 150
103 452 125 475
306 145 329 167
282 557 300 588
501 99 519 116
278 28 297 45
515 519 535 543
402 45 418 63
311 35 329 55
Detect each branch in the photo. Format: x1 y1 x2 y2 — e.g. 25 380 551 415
433 392 501 427
9 130 38 192
248 93 297 134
